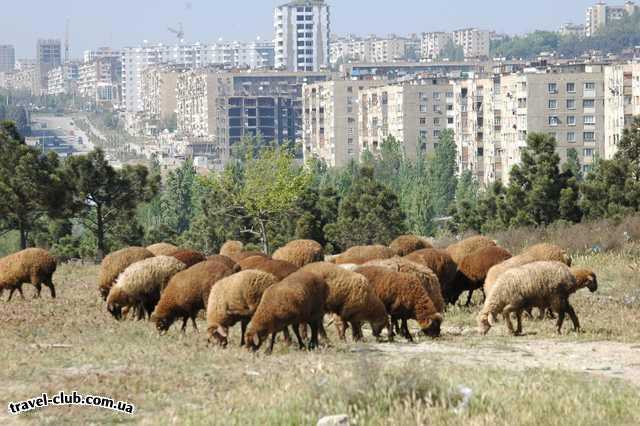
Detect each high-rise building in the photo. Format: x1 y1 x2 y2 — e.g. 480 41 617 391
452 28 491 58
330 34 420 65
35 39 62 95
585 1 638 37
83 47 122 63
46 63 79 95
274 0 330 71
0 45 16 73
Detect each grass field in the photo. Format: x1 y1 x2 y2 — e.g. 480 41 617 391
2 244 640 425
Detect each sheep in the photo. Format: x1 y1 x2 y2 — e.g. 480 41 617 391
220 240 244 257
449 246 512 306
150 260 234 334
245 270 329 353
227 251 268 263
146 242 180 256
170 249 207 267
332 245 396 265
106 256 187 320
404 249 457 297
364 257 444 313
478 262 597 336
0 248 57 301
272 239 324 267
484 243 572 298
206 270 278 347
238 256 298 281
300 262 388 342
98 247 155 300
389 235 432 256
205 255 239 271
446 236 496 264
355 266 442 341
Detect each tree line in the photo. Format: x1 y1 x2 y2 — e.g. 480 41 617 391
2 117 640 260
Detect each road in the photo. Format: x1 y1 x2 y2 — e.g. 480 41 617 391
30 114 95 156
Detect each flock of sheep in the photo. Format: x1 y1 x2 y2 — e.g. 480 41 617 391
0 235 598 352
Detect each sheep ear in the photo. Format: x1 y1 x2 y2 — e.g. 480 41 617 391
251 333 260 346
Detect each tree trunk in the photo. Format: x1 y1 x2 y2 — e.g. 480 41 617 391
258 218 269 255
18 220 28 250
96 203 106 261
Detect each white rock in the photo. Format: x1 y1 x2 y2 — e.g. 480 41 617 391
317 414 349 426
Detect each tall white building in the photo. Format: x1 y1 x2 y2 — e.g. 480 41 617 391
452 28 491 58
585 1 638 37
0 45 15 73
274 0 330 72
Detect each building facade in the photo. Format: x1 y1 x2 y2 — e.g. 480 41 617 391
452 28 491 58
421 32 452 60
330 34 420 65
35 39 62 95
585 1 638 37
141 66 181 134
46 63 79 95
0 45 15 73
78 58 121 104
274 0 330 71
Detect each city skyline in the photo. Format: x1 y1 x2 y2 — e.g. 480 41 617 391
1 0 602 58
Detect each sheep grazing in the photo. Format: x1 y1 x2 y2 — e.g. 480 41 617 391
355 266 442 341
245 270 329 352
389 235 432 256
206 270 278 347
449 246 512 306
98 247 154 300
272 239 324 267
364 257 444 313
106 256 187 320
227 251 268 263
151 260 234 334
300 262 388 341
146 242 180 256
404 249 457 297
0 248 57 301
238 256 298 281
484 243 572 297
332 245 396 265
170 249 207 267
446 236 496 264
220 240 244 257
478 261 597 336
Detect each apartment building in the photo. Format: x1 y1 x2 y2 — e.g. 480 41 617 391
585 1 638 37
78 58 121 104
34 39 62 95
83 47 121 63
46 63 79 95
452 28 491 58
0 45 15 72
0 67 35 91
330 34 420 65
421 32 452 60
558 23 586 37
274 0 330 71
358 78 458 161
302 80 386 167
602 63 640 159
141 66 181 133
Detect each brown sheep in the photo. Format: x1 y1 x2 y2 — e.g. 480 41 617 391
0 248 57 300
450 246 513 306
272 239 324 267
355 266 442 341
206 255 239 272
484 243 572 298
404 249 457 297
332 245 396 265
227 251 269 263
146 242 180 256
220 240 244 257
446 236 496 264
150 260 234 333
245 270 329 353
389 235 432 256
206 270 278 347
238 256 298 281
98 247 154 300
170 249 207 267
300 262 388 342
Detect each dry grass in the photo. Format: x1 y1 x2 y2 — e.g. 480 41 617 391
1 246 640 425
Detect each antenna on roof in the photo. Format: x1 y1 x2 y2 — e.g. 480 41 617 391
168 22 185 41
65 18 70 64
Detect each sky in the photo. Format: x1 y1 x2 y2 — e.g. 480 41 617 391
0 0 599 59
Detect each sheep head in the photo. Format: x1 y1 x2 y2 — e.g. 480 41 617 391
419 313 442 338
207 326 229 348
151 313 173 334
105 287 133 321
571 268 598 293
477 312 491 335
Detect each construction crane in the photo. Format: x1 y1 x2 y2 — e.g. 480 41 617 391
168 23 185 41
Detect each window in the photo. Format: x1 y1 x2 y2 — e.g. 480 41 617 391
584 115 595 125
584 82 596 91
583 164 593 173
433 129 441 138
433 118 440 125
567 132 576 143
583 99 595 109
420 130 428 140
548 83 558 94
566 82 576 93
446 91 453 98
419 104 428 113
566 99 576 109
548 116 559 126
548 99 557 109
433 105 440 112
567 116 576 126
583 131 595 141
583 148 594 157
433 92 441 100
419 117 426 125
447 117 454 124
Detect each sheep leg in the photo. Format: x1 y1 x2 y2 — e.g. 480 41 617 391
282 327 293 345
515 311 523 335
45 277 56 298
350 321 364 342
556 310 566 334
34 282 42 298
292 325 306 350
393 319 401 334
566 304 581 332
335 317 347 341
7 288 15 301
180 317 189 333
240 320 248 346
502 305 517 335
267 333 277 354
464 289 474 307
401 320 414 342
190 316 198 331
308 321 319 350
